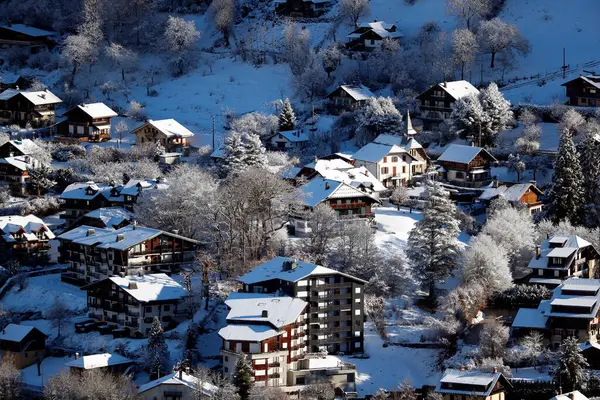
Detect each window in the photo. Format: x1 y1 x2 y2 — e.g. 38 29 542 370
355 298 361 303
164 305 170 312
225 356 229 362
354 342 361 348
355 310 361 316
224 367 229 373
146 306 152 313
391 156 398 162
355 287 361 294
383 157 387 163
381 167 389 174
554 270 560 277
354 331 360 337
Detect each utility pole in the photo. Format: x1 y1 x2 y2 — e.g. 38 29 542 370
211 115 215 151
562 47 568 79
480 63 484 86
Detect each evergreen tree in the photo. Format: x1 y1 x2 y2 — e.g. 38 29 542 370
547 131 584 225
279 98 296 131
555 336 589 392
233 353 253 400
479 82 513 145
145 317 170 377
27 164 55 197
222 132 267 175
406 181 461 301
579 121 600 207
450 93 486 145
242 133 268 169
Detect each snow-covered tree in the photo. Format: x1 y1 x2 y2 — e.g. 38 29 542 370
480 82 513 142
0 355 21 399
243 132 268 168
303 204 338 263
333 222 380 282
479 320 509 359
279 98 296 131
145 317 170 377
222 131 267 175
451 28 478 79
390 185 409 210
163 16 200 52
477 17 530 68
546 130 584 225
321 45 342 78
506 153 526 182
446 0 491 30
355 97 404 144
105 42 137 81
406 181 461 301
113 120 129 149
462 234 512 294
208 0 237 47
450 93 486 144
300 382 336 400
127 100 147 121
230 112 278 139
339 0 370 28
516 124 541 155
248 386 287 400
520 331 544 367
282 22 311 76
46 297 71 337
579 120 600 226
558 109 586 137
555 336 589 392
45 369 136 400
294 52 328 103
62 34 95 85
233 353 253 400
27 164 55 198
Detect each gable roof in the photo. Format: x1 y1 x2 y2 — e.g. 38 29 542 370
68 103 118 119
439 80 480 100
18 90 62 106
65 353 133 370
0 214 55 242
0 324 46 343
479 183 543 203
82 273 187 303
551 391 589 400
238 256 367 285
437 144 497 164
562 75 600 89
82 207 133 228
0 24 56 37
528 234 595 271
315 166 387 193
352 143 406 163
436 369 509 397
1 139 41 156
132 119 195 138
328 84 375 101
299 178 380 207
349 21 403 39
278 130 310 143
138 371 218 395
0 155 38 171
225 292 307 328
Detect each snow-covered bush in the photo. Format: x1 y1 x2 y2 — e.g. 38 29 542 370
126 100 147 121
490 284 551 308
20 197 64 217
230 112 278 139
51 143 86 162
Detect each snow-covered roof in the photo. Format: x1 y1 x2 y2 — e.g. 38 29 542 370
546 279 600 319
561 278 600 294
238 256 367 285
438 80 480 100
278 130 310 143
551 297 597 308
70 103 118 119
551 391 589 400
373 134 404 147
2 139 41 156
436 369 504 397
225 292 306 328
134 119 195 138
350 21 403 39
218 324 281 342
352 143 405 163
82 207 133 228
60 178 163 202
528 235 593 271
19 90 62 105
305 158 354 172
332 84 375 101
0 155 37 171
0 24 56 37
299 178 379 207
105 273 187 302
0 324 45 343
437 144 496 164
562 75 600 90
512 303 550 329
0 72 23 84
138 371 218 395
479 183 541 203
65 353 133 370
316 166 387 193
280 166 301 180
0 214 55 243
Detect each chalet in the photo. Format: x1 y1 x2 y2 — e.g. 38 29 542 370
292 178 380 235
346 21 403 51
352 128 428 187
267 129 310 150
138 370 218 400
59 179 164 225
436 144 496 188
416 80 479 129
0 88 62 127
130 119 194 155
274 0 332 17
68 207 133 231
0 73 26 90
66 353 134 375
0 324 47 369
551 391 589 400
219 291 357 396
56 103 118 143
0 215 55 265
0 24 57 51
561 75 600 107
580 341 600 370
81 273 187 337
58 224 198 285
238 257 366 354
435 369 511 400
512 278 600 349
326 84 375 114
0 139 40 158
478 182 544 215
528 234 600 286
0 139 42 193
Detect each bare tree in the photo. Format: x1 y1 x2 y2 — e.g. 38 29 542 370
302 204 339 262
248 386 288 400
477 17 530 68
339 0 370 28
113 120 129 149
300 382 336 400
45 369 136 400
451 28 478 80
479 320 509 359
45 297 71 337
209 0 238 47
105 43 138 81
446 0 492 30
0 355 21 400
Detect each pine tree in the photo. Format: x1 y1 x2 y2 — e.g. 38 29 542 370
547 131 584 225
242 133 268 169
406 181 461 301
145 317 170 378
579 122 600 206
279 98 296 131
479 82 513 145
450 93 486 144
233 353 253 400
222 132 267 175
555 336 589 392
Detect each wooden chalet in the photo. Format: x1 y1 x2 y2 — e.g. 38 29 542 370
326 84 374 114
274 0 332 17
68 207 133 231
0 24 57 51
346 21 403 51
0 324 47 369
435 369 511 400
0 139 43 194
416 80 479 130
0 88 62 127
436 144 496 188
0 215 55 265
266 129 310 150
478 182 543 215
130 119 194 155
56 103 118 143
562 75 600 107
0 73 26 90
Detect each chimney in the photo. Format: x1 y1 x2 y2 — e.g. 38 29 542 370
443 81 448 88
569 393 575 400
536 245 541 259
132 221 137 230
116 234 125 242
459 365 465 371
325 182 330 190
493 367 498 373
291 259 297 270
128 282 138 290
178 369 183 380
86 229 95 237
75 352 80 359
262 310 268 318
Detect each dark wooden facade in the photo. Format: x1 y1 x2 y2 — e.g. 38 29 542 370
562 76 600 107
437 152 495 188
0 26 56 51
56 106 115 143
326 86 371 114
0 91 60 127
275 0 331 17
0 326 47 369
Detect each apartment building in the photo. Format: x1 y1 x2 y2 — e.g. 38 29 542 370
58 224 198 286
81 273 186 337
238 257 366 354
0 214 55 265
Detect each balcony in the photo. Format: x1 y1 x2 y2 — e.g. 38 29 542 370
269 373 281 379
329 202 368 210
269 362 281 368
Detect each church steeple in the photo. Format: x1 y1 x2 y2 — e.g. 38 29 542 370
406 111 417 137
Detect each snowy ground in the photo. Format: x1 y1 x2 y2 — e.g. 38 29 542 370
21 356 71 387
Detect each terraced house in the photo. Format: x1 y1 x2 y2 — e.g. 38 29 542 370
58 224 198 285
